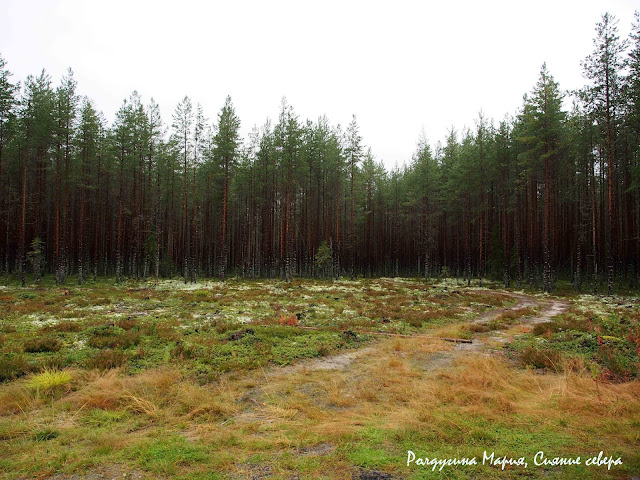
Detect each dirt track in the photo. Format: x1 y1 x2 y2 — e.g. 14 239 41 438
276 290 569 374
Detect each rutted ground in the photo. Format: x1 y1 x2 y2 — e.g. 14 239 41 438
0 280 639 479
270 291 566 374
236 291 567 420
195 290 637 479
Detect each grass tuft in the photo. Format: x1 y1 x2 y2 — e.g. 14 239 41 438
27 368 72 392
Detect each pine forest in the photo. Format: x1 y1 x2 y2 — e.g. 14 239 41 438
1 13 639 295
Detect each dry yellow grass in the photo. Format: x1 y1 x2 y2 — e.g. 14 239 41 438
0 381 38 415
228 335 640 461
62 367 239 423
68 339 630 447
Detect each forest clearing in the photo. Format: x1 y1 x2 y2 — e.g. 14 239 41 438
1 3 640 479
0 278 639 479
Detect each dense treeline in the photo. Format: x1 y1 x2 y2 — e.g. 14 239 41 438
1 13 639 293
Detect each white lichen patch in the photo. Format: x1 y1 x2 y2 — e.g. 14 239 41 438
574 295 610 317
266 285 287 295
310 304 332 313
304 284 360 293
153 279 225 291
111 303 131 312
231 284 257 291
379 277 424 285
85 304 108 312
304 285 329 292
332 285 361 293
334 280 360 286
234 299 270 310
429 278 474 288
29 316 59 328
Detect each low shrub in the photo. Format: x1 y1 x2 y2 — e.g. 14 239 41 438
0 354 30 381
155 323 179 342
596 342 638 381
0 323 17 333
172 341 200 360
53 320 83 332
23 336 62 353
278 314 299 326
116 317 138 331
88 350 128 370
88 324 140 349
518 310 639 380
520 346 563 372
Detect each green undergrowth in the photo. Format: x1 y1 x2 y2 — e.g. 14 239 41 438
0 277 509 382
508 297 640 381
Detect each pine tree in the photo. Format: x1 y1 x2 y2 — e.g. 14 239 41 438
146 99 163 285
191 103 206 282
360 149 382 277
409 132 438 279
626 11 640 289
0 54 17 286
474 113 491 286
214 96 240 280
529 64 566 292
581 13 627 295
54 69 77 285
495 119 513 287
76 98 101 285
344 115 363 279
273 99 301 282
113 99 133 284
19 71 55 287
171 96 193 283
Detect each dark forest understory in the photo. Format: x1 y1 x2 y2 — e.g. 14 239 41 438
1 13 640 294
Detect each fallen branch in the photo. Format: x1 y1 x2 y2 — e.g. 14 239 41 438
439 337 473 344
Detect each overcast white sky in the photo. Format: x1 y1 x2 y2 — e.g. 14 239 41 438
1 0 637 168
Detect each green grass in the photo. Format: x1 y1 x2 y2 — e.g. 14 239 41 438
125 436 209 474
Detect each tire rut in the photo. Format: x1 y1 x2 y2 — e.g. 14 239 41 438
425 292 570 369
232 290 570 423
